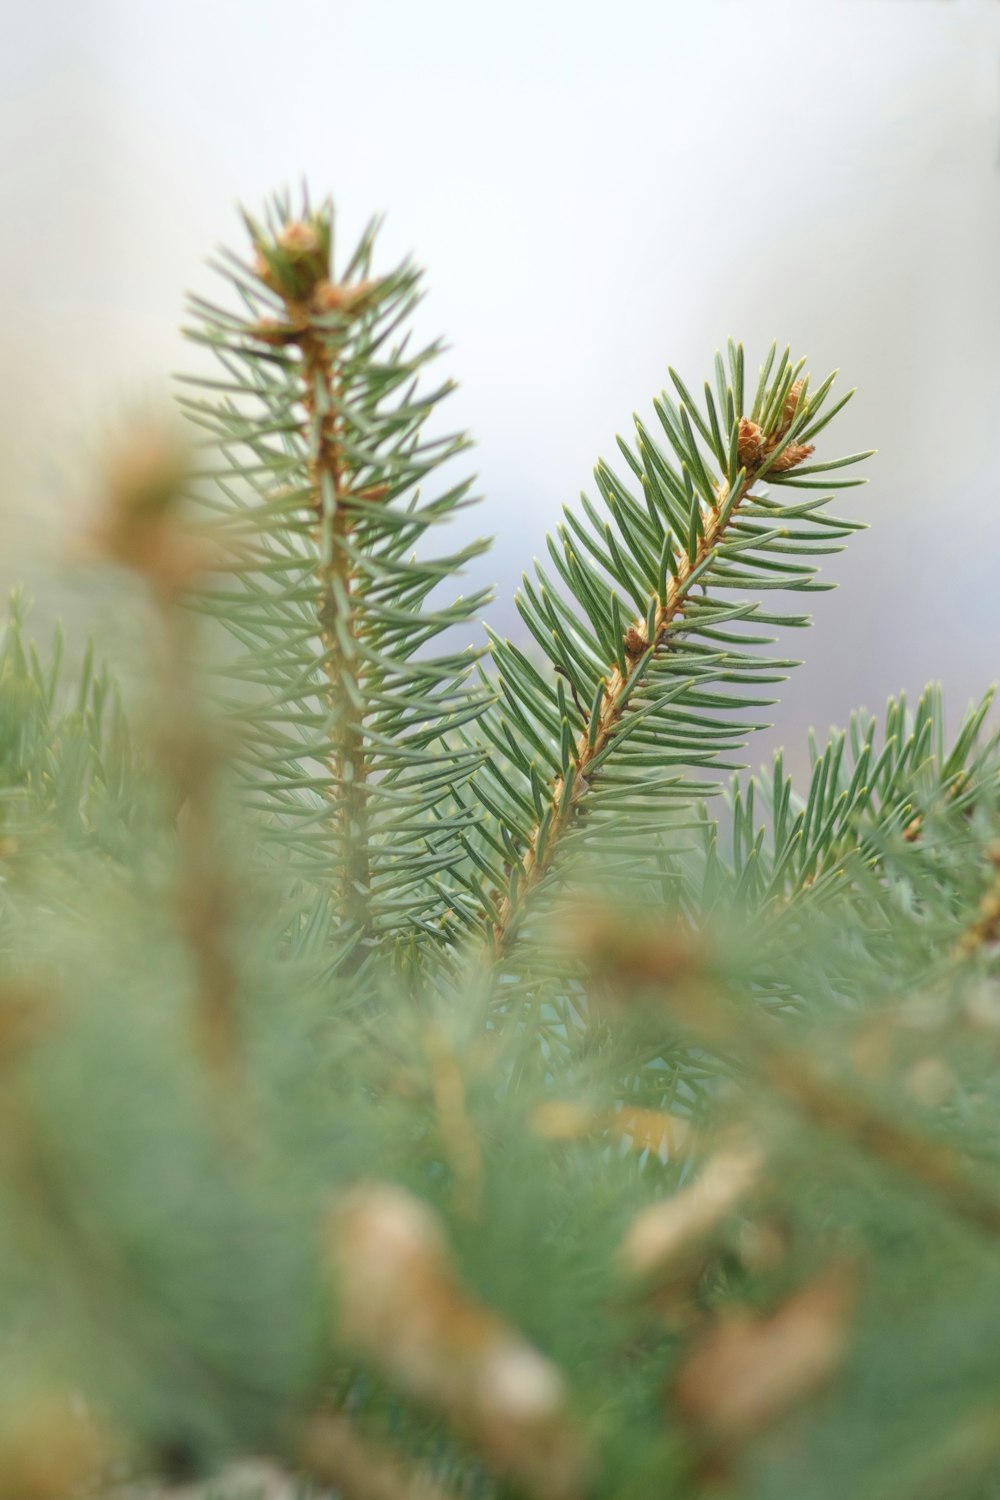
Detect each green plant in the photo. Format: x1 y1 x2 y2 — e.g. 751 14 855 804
2 190 1000 1500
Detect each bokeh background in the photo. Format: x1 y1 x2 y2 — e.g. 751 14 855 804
3 0 999 777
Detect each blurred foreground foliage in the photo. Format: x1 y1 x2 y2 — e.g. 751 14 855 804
2 192 1000 1500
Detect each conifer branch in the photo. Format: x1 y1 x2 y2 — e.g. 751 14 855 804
577 910 1000 1239
701 685 1000 939
180 194 490 947
252 218 376 936
490 381 816 953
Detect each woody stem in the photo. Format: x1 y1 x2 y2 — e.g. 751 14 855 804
300 327 371 940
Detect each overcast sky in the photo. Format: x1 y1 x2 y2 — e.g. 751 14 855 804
3 0 1000 773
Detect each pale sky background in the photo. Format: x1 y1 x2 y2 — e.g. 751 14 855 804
2 0 1000 776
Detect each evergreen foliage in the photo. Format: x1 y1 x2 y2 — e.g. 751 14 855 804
2 191 1000 1500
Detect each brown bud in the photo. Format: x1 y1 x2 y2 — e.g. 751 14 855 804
623 626 648 660
278 220 322 259
313 278 381 318
768 441 815 473
736 418 765 468
254 217 330 300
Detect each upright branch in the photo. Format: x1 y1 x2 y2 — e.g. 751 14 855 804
251 217 378 938
488 371 827 954
181 196 490 950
